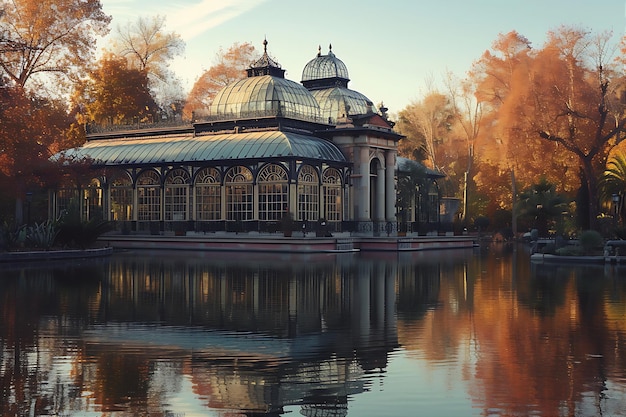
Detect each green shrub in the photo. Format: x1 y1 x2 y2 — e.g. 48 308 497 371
555 245 584 256
26 220 59 250
578 230 604 254
0 222 27 251
56 217 112 249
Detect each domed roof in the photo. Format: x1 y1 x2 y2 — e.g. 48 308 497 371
209 75 321 122
301 45 350 89
208 40 321 123
312 87 377 125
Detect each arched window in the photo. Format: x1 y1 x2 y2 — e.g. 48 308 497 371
297 165 319 221
195 167 222 221
137 170 161 221
323 168 342 222
110 170 133 221
225 166 253 221
165 168 190 221
258 164 288 221
84 178 103 221
55 178 79 219
427 181 439 224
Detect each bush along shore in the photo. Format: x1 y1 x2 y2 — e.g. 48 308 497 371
1 206 112 254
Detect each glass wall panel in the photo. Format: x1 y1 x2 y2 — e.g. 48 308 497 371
195 167 222 221
323 168 342 222
258 164 288 221
83 178 103 221
110 170 133 221
164 168 190 221
56 188 79 219
297 165 319 222
137 170 161 221
225 166 253 221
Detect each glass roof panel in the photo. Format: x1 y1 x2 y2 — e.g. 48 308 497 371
302 51 350 82
60 131 347 167
209 75 320 122
312 87 377 124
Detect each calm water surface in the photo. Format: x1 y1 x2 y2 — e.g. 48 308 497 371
1 244 626 416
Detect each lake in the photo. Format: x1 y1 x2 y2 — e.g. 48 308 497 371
1 244 626 416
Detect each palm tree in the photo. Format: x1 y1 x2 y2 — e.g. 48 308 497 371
600 151 626 225
516 178 568 237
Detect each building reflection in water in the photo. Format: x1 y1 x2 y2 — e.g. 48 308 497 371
0 251 411 416
4 247 625 416
96 251 402 416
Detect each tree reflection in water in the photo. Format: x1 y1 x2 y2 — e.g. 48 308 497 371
1 246 626 416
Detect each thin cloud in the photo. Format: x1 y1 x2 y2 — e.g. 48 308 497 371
102 0 268 41
167 0 268 40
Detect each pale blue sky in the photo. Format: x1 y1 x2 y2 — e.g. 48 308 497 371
101 0 625 113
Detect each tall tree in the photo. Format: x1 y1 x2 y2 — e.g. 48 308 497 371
183 42 258 120
0 86 76 221
471 27 625 230
110 15 185 115
445 73 483 223
74 54 158 126
529 28 624 229
396 92 453 170
0 0 110 94
470 31 534 177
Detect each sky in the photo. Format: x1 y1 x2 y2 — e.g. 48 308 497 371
100 0 626 113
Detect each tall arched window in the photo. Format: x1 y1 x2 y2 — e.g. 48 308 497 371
84 178 103 220
323 168 342 222
109 170 133 221
195 167 222 221
165 168 190 221
137 170 161 221
225 166 253 221
258 164 288 221
297 165 319 221
55 179 79 219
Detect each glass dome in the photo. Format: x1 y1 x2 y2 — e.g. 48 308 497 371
312 87 377 124
301 45 349 88
209 75 322 122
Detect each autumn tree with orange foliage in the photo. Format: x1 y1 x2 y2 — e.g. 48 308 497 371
470 27 625 230
183 42 259 120
73 54 158 127
0 0 110 222
110 15 185 118
396 92 454 170
0 0 110 95
0 86 79 220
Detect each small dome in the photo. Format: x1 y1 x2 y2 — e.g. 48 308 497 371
209 75 321 122
312 87 377 124
302 45 350 89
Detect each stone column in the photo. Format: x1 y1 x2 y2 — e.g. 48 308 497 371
358 145 370 221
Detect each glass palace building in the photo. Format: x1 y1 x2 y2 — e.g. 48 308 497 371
54 41 443 235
